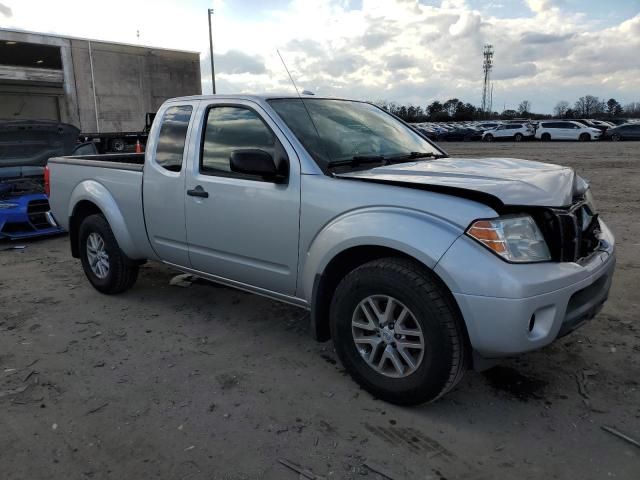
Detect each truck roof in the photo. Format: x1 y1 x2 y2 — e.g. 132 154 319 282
166 94 356 103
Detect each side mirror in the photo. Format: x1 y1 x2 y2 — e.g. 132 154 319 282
229 149 285 182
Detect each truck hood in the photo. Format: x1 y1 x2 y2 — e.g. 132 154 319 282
0 120 79 168
336 157 584 208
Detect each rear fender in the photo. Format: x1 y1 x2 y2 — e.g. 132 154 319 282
68 180 142 259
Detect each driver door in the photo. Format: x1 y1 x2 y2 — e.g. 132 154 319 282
184 101 301 296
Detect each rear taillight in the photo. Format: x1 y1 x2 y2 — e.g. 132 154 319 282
44 165 50 196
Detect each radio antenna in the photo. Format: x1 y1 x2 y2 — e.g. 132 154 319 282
276 49 323 146
277 49 302 97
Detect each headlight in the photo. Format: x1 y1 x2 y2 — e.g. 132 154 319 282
466 214 551 263
0 202 19 210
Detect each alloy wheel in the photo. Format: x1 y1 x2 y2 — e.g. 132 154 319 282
351 295 425 378
86 232 110 279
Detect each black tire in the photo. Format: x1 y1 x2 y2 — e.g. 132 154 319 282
79 214 139 294
329 258 468 405
579 133 591 142
484 134 494 142
514 133 523 142
110 138 126 152
612 133 621 141
541 132 551 141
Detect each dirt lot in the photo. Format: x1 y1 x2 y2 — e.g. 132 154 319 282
1 141 639 479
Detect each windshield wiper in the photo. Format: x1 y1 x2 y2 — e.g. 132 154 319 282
388 151 445 162
327 155 387 168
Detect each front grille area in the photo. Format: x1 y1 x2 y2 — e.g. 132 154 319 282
535 200 601 262
27 199 52 230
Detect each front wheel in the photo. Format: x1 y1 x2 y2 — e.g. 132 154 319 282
540 132 551 141
484 134 494 142
329 258 468 405
579 133 591 142
79 214 139 294
514 133 523 142
611 133 621 141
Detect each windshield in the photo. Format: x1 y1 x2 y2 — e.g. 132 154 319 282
268 98 443 170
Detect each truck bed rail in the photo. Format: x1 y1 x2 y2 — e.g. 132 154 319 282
48 153 144 172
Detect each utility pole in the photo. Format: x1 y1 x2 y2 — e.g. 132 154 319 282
208 8 216 94
481 44 493 118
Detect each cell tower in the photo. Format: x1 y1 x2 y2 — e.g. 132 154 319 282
481 44 494 116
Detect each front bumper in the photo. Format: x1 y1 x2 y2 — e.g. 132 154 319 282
435 219 615 358
0 194 65 240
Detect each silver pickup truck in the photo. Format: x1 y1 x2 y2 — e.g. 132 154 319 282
48 95 615 405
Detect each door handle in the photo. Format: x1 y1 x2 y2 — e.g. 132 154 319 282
187 186 209 198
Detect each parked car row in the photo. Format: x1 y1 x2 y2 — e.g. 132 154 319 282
412 119 640 142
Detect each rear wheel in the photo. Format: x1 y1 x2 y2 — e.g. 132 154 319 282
79 214 139 294
541 132 551 141
329 258 468 405
579 133 591 141
514 133 523 142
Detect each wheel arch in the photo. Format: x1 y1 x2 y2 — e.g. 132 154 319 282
308 243 469 350
300 208 473 342
69 200 102 257
68 181 142 259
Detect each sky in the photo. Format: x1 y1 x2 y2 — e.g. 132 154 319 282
0 0 638 113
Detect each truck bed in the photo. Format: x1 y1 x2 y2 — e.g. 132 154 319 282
48 153 154 259
49 153 145 171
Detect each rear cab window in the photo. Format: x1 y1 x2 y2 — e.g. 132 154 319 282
155 105 193 172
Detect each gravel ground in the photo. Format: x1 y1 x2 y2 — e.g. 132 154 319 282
1 141 639 479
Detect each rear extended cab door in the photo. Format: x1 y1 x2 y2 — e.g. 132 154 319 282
142 101 197 266
183 99 302 297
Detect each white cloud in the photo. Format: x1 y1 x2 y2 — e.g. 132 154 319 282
0 2 12 17
0 0 637 112
525 0 564 14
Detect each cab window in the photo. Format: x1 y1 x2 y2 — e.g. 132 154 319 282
155 105 193 172
200 106 280 181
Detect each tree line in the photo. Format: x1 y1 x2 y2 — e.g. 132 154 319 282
374 96 640 122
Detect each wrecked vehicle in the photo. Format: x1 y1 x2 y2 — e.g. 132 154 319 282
0 120 77 239
48 95 615 405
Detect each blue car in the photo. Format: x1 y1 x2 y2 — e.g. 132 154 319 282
0 120 78 240
0 192 64 240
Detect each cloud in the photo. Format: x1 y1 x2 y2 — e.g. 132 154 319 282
286 38 324 56
322 53 365 76
0 2 12 17
521 32 574 44
525 0 564 14
384 54 416 70
0 0 637 112
493 62 538 80
215 50 266 75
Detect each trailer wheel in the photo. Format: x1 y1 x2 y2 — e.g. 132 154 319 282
110 138 126 152
79 214 138 294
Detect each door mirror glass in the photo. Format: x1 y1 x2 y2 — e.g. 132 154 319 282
230 149 283 181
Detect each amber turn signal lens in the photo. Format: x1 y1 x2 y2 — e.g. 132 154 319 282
465 215 551 263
